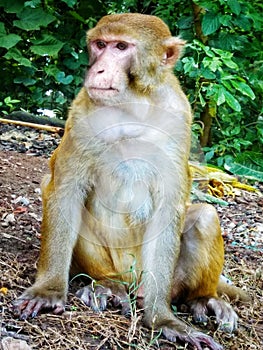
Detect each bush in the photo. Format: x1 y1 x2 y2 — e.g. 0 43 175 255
0 0 262 177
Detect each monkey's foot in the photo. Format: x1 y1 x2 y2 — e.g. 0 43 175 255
76 280 131 316
13 288 65 320
162 325 223 350
188 297 238 333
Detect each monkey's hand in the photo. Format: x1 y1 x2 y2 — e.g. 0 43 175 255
12 286 66 320
76 280 131 317
162 323 223 350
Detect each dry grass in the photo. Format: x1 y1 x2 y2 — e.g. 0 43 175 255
0 245 262 349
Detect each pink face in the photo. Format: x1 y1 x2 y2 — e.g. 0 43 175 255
85 38 136 103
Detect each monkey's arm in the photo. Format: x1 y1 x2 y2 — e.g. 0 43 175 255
13 136 87 319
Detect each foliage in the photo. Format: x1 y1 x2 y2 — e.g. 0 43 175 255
0 0 106 117
0 96 21 114
0 0 262 175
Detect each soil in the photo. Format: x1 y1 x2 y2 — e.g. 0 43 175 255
0 124 262 350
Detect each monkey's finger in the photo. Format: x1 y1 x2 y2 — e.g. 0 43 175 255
20 299 40 320
31 300 47 318
53 303 65 315
121 302 131 317
12 299 31 316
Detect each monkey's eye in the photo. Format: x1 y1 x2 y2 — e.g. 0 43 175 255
96 41 106 49
116 42 128 50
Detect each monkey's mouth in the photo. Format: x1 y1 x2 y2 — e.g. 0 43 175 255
89 87 118 92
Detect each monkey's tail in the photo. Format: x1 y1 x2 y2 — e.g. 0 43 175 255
217 276 250 302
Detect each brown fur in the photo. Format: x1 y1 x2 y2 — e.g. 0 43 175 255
13 13 248 350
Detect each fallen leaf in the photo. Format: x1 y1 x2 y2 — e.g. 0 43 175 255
13 207 28 214
0 287 8 295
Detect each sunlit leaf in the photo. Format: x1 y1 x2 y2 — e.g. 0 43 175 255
230 81 255 99
224 91 241 111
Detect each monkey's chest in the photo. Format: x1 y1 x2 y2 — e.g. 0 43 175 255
74 154 156 279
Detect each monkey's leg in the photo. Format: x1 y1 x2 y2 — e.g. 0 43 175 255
76 280 131 316
172 203 238 333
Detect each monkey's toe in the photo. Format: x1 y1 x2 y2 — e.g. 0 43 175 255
76 285 112 312
162 324 223 350
207 297 238 333
188 298 209 324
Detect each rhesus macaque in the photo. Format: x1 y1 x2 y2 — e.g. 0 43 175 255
13 13 248 350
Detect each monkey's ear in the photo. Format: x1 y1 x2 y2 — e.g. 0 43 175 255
162 37 186 67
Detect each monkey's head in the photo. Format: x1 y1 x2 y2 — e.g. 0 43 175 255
85 13 185 104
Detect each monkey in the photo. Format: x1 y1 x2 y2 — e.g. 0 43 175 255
13 13 248 350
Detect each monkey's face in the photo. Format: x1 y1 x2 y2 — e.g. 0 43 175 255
85 38 137 105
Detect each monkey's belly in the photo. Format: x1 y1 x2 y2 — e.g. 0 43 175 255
73 231 143 283
72 202 145 283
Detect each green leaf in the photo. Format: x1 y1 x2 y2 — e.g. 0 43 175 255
224 91 241 111
56 72 74 85
0 0 24 13
0 34 21 49
44 65 60 77
14 76 36 86
203 57 221 72
68 10 86 24
201 68 216 79
4 48 32 67
24 0 42 7
227 0 241 15
4 96 20 104
221 74 236 80
198 92 206 107
177 16 193 29
225 152 263 181
221 58 238 69
182 57 197 74
13 8 56 31
61 0 78 8
215 86 226 106
191 184 229 206
63 57 81 70
221 79 233 91
230 81 255 99
205 149 214 162
31 34 64 56
233 15 252 31
217 32 236 51
202 12 220 35
0 22 6 35
219 15 232 26
212 48 233 59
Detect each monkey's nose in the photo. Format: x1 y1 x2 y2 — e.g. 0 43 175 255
97 69 105 74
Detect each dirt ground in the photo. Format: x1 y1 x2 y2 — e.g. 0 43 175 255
0 125 262 349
